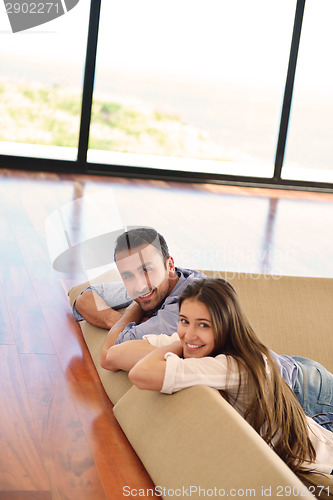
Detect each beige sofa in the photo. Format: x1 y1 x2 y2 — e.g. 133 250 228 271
68 269 333 499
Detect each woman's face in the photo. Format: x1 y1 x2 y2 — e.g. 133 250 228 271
177 298 215 358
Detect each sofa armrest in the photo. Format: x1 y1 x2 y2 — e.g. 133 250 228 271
68 268 133 405
113 385 314 499
78 321 133 405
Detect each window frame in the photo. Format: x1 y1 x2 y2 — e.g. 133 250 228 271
1 0 332 193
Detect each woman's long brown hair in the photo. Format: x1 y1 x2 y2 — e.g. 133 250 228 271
178 278 316 476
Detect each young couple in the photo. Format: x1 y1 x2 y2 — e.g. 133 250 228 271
73 227 333 478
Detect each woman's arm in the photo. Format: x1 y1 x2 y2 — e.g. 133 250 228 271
129 341 183 391
102 338 157 372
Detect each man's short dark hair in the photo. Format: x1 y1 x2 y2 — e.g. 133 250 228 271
114 227 170 263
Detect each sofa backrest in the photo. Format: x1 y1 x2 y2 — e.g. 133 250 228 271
69 268 333 373
113 384 314 499
204 271 333 372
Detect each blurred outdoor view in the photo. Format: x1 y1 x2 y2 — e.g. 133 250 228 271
0 0 332 181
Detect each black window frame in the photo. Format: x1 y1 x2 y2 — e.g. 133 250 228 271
1 0 332 193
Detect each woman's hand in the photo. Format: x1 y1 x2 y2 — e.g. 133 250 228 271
103 338 157 372
129 341 183 391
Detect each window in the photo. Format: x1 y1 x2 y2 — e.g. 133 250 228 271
88 0 295 178
282 0 333 184
0 1 90 160
1 0 331 190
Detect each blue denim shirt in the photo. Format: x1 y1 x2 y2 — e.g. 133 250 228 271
72 267 206 344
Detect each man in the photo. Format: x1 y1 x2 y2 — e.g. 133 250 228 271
72 227 206 367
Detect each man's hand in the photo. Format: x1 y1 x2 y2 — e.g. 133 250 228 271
100 301 144 368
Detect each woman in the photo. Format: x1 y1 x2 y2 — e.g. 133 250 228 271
107 278 333 477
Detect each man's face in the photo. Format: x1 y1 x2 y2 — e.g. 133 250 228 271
115 243 176 313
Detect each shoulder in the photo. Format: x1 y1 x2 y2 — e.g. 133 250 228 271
176 267 207 280
169 267 206 298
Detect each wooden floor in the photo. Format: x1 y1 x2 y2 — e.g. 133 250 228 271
0 168 332 499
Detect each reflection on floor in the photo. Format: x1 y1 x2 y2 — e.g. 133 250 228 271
51 172 333 280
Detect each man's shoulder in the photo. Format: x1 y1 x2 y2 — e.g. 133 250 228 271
176 267 207 281
168 267 206 300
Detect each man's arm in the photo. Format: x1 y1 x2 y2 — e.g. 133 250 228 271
103 339 158 372
129 341 183 391
74 291 123 330
100 301 145 368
